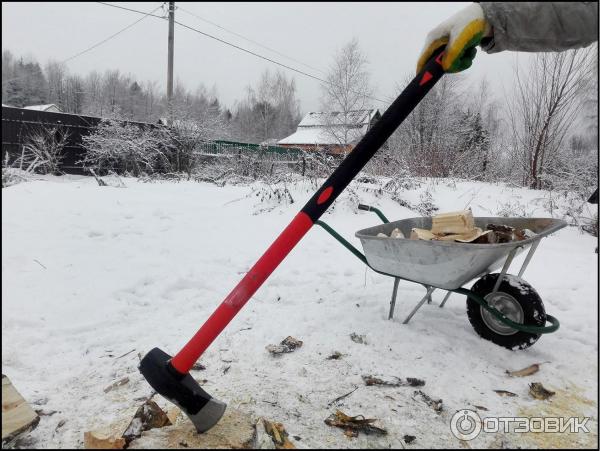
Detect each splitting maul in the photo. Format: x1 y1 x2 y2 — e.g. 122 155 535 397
139 47 447 433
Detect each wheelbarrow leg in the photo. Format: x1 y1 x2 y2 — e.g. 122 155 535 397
492 246 520 294
439 291 452 308
388 277 401 320
403 286 436 324
426 285 433 304
518 241 540 278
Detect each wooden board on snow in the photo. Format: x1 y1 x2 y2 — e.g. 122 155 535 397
2 374 40 443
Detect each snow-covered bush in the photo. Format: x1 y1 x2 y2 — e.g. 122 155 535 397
13 126 69 175
81 119 171 176
2 167 32 188
495 199 529 218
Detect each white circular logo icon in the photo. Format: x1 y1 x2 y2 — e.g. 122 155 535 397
450 409 482 441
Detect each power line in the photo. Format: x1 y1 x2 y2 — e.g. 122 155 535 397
174 18 390 105
95 2 166 20
63 3 166 64
2 3 165 86
97 2 390 105
177 4 327 75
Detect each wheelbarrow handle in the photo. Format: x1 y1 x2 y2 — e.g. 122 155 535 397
168 47 447 373
358 204 390 224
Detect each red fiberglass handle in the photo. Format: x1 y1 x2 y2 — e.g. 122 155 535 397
170 48 446 373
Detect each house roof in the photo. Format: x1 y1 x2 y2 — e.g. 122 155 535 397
277 109 379 146
23 104 60 112
277 124 369 146
297 109 379 127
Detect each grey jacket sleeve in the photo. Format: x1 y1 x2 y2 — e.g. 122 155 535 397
479 2 599 53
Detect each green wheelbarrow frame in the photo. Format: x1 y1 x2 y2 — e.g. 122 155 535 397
315 204 561 336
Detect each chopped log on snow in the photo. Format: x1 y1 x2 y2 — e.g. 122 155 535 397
2 374 40 445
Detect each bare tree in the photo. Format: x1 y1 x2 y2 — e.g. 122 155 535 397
45 60 67 109
141 80 159 122
64 74 85 114
507 47 596 189
320 38 375 147
231 70 301 143
388 73 465 177
83 71 103 116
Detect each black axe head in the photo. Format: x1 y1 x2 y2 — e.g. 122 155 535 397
139 347 226 433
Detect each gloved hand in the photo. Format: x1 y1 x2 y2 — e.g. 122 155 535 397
416 3 492 74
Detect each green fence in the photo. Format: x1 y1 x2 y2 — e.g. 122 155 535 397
197 140 302 158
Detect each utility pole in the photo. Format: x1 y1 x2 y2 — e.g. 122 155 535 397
167 1 174 124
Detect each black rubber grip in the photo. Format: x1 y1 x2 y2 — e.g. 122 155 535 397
358 204 371 211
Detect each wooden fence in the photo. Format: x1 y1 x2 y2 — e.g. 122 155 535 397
1 106 327 176
1 106 158 174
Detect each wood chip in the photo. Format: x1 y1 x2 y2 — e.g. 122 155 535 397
390 228 405 239
405 377 426 387
471 405 489 411
327 387 358 407
413 390 443 413
529 382 555 400
262 419 296 449
493 389 518 397
103 377 129 393
34 409 57 417
403 434 416 444
266 336 303 355
410 228 436 241
506 363 540 377
324 410 387 437
55 419 66 431
362 375 424 387
123 399 172 443
349 333 367 344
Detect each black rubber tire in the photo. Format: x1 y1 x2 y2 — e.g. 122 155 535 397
466 273 546 350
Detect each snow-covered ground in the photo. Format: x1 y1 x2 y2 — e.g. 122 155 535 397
2 175 598 448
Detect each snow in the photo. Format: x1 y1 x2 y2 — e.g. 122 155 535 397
297 110 378 127
23 104 60 112
505 274 535 295
277 125 368 146
2 176 598 448
278 109 378 145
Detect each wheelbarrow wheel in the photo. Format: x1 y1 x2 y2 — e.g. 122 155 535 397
466 274 546 350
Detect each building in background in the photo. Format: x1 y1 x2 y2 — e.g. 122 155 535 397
278 109 380 155
23 104 61 113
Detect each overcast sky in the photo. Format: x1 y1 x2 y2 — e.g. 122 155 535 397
2 2 524 113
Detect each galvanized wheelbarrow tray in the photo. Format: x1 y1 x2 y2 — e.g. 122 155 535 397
316 204 567 350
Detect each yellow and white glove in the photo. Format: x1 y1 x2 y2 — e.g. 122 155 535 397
416 3 491 74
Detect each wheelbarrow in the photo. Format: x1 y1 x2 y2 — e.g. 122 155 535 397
316 203 567 350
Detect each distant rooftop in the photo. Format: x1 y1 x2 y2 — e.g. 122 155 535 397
278 109 380 146
297 109 379 127
23 104 60 112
